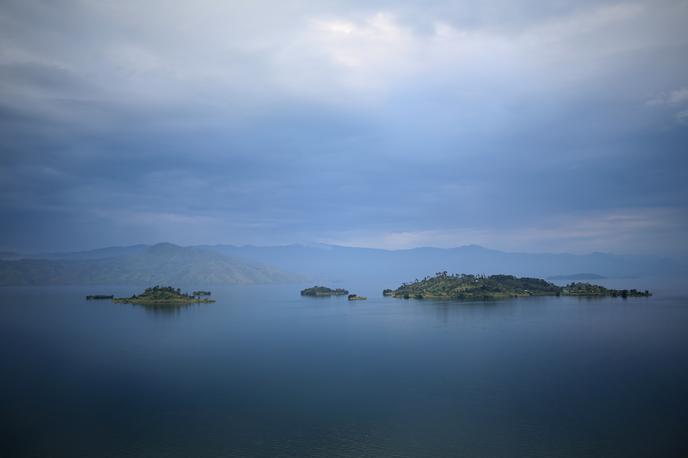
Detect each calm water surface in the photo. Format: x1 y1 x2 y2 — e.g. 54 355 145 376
1 283 687 457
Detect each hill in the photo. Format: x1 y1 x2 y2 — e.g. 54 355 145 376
199 244 685 284
0 243 300 286
0 251 22 261
6 242 684 287
547 273 606 281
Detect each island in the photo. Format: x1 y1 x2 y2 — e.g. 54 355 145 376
386 272 651 301
347 294 367 301
301 286 349 297
86 294 114 300
113 286 216 306
193 290 212 296
561 282 650 297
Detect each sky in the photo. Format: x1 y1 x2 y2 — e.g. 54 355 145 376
1 0 687 256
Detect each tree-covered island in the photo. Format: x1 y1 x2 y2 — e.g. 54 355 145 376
301 286 349 296
113 286 216 306
387 272 651 300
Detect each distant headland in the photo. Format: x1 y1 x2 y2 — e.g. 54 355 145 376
386 272 650 300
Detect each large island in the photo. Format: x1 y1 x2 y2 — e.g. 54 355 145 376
113 286 216 306
387 272 651 300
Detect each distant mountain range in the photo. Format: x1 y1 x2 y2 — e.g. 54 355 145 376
198 244 686 284
0 251 22 261
1 242 684 286
547 273 607 281
0 243 300 286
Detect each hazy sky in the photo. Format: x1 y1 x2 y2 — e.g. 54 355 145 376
1 0 687 255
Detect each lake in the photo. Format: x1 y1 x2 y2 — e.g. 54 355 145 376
1 282 687 457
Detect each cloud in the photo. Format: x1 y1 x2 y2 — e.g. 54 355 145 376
321 207 688 255
647 86 688 126
647 87 688 105
0 0 687 255
676 110 688 124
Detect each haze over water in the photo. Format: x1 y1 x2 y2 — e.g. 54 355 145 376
2 283 686 457
2 1 688 456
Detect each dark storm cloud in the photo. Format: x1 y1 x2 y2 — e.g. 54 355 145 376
0 0 687 254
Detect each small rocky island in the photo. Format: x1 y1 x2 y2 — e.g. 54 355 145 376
113 286 216 306
347 294 367 301
301 286 349 297
387 272 651 300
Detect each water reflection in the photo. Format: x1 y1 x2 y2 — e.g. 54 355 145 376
2 285 686 458
127 301 208 316
401 296 521 324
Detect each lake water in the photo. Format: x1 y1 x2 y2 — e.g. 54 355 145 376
1 283 687 457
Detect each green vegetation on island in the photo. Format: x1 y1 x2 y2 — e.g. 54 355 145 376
387 272 651 301
193 290 212 296
347 294 367 301
301 286 349 296
113 286 216 306
561 282 650 298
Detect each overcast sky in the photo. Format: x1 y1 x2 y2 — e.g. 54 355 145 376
1 0 687 255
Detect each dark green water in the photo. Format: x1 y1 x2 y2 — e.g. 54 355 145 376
1 284 687 457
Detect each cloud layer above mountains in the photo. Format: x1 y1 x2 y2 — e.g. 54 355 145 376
1 0 687 255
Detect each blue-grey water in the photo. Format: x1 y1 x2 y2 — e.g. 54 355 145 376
1 282 687 457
